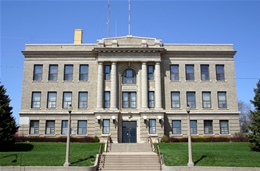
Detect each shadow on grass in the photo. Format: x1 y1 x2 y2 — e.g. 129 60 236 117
194 155 207 166
0 154 18 163
71 155 95 165
0 143 34 152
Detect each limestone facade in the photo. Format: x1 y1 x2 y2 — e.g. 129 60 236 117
19 31 240 143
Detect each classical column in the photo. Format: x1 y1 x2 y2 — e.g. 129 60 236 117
96 62 103 110
141 62 148 109
155 62 162 109
110 62 117 110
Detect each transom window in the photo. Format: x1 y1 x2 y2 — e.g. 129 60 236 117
122 69 136 84
122 92 136 108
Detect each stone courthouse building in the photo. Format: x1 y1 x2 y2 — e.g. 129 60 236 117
19 29 240 143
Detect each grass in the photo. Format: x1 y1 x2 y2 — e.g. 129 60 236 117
0 142 101 166
158 142 260 167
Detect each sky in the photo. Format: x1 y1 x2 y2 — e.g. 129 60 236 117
1 0 260 125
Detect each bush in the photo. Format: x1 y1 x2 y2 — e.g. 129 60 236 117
93 136 100 143
160 135 169 143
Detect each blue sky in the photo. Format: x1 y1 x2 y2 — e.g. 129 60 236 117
1 0 260 124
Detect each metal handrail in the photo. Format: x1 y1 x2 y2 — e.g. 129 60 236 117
97 144 103 170
148 136 153 151
156 144 163 170
106 135 111 152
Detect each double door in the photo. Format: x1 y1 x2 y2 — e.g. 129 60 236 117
122 121 137 143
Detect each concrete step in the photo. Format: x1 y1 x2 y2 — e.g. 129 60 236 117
110 143 152 152
100 164 161 170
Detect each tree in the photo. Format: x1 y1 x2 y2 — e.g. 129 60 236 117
238 100 252 133
247 79 260 151
0 83 18 150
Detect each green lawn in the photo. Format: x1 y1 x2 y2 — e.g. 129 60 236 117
158 142 260 167
0 142 101 166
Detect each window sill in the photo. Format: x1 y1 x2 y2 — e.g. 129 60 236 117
101 133 111 137
148 134 158 137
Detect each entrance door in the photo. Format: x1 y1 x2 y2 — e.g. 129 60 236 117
122 121 137 143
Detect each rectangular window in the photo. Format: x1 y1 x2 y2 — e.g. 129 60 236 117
216 65 225 80
104 65 111 80
64 65 73 81
171 92 180 108
78 120 87 135
31 92 41 108
218 92 227 108
61 120 68 135
148 65 154 80
46 120 55 135
190 120 197 134
122 92 136 108
48 65 58 81
187 92 196 108
204 120 213 134
202 92 211 108
170 65 179 81
186 65 194 80
103 119 110 134
148 91 154 108
63 92 72 108
201 65 209 80
79 65 88 81
172 120 181 134
47 92 57 108
149 119 156 134
104 91 110 108
220 120 229 134
30 120 39 134
33 65 43 81
78 92 88 108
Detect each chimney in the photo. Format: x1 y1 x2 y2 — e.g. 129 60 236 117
74 29 83 44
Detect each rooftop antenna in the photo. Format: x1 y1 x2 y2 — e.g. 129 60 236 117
107 0 110 37
128 0 131 36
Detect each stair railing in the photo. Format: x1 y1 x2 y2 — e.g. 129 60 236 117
156 144 163 170
105 135 111 152
148 136 155 151
97 144 103 170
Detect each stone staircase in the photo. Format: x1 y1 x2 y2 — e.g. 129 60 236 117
98 143 161 171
